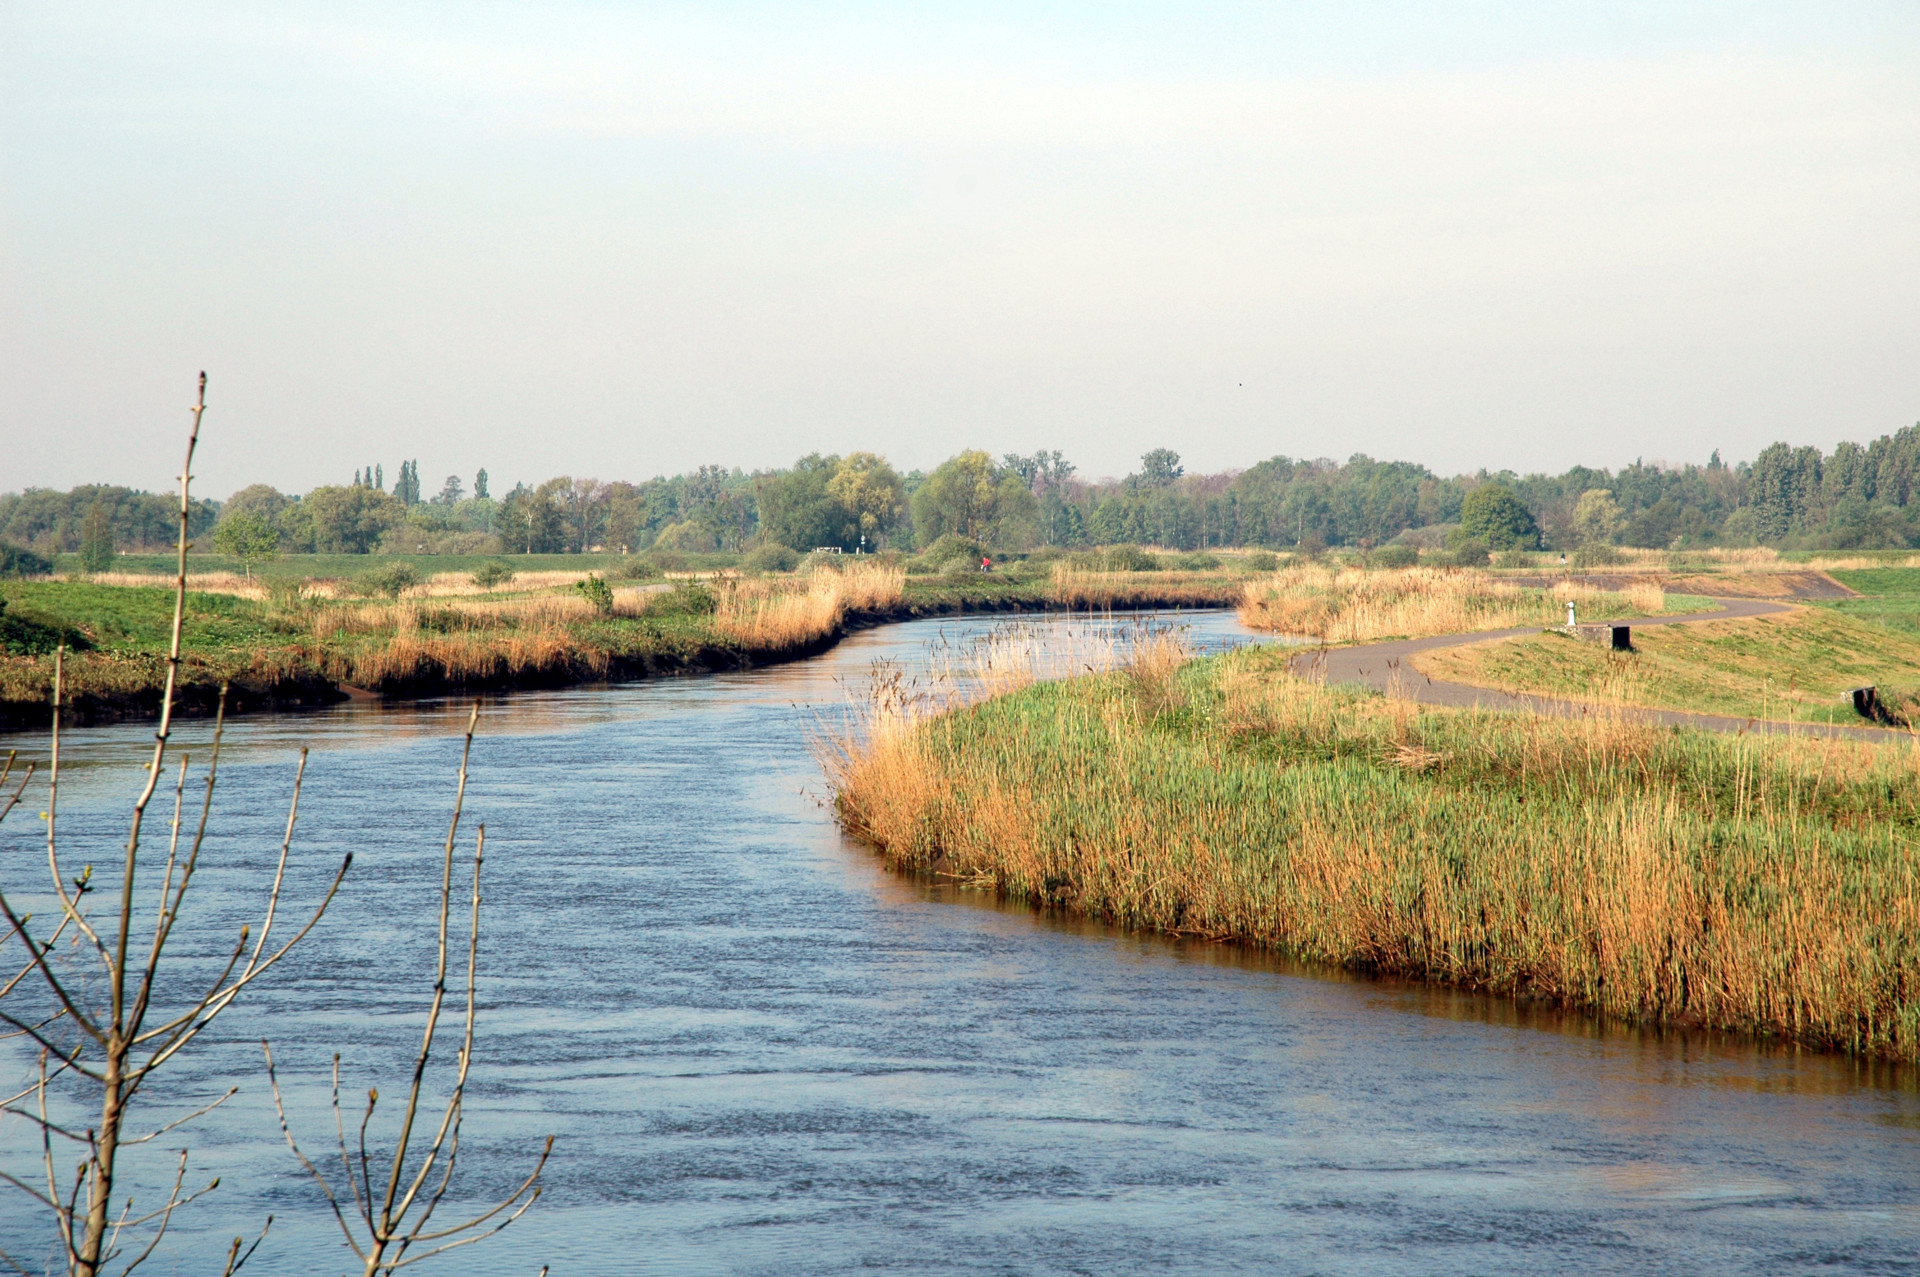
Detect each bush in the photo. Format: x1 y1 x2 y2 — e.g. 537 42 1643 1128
575 574 615 616
919 534 985 568
619 558 664 581
1296 532 1329 560
1172 552 1221 571
644 581 717 618
1443 539 1491 568
643 550 690 574
1370 545 1419 569
1571 542 1626 568
0 542 53 578
942 557 983 579
0 596 90 655
744 544 801 573
471 561 516 589
1025 545 1068 565
1243 551 1280 573
355 562 420 599
798 550 848 574
1493 547 1534 569
1099 544 1157 572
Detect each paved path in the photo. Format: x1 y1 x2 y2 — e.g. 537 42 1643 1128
1289 596 1906 744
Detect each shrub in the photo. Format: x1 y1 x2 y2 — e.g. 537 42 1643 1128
1371 545 1419 569
472 560 516 589
0 596 90 655
1100 544 1157 572
1444 539 1491 568
1493 547 1534 569
942 557 982 579
644 580 717 618
920 534 985 568
1173 552 1221 571
575 573 615 616
799 550 848 574
1243 551 1280 573
1571 542 1626 568
1296 532 1329 560
355 562 420 599
619 558 665 581
643 550 690 574
744 543 801 573
0 541 53 578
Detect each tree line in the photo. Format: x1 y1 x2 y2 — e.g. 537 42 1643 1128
6 424 1920 561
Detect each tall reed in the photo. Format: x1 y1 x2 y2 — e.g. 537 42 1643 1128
826 647 1920 1062
1240 565 1665 641
712 561 903 650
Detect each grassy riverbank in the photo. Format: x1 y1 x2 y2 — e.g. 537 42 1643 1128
0 560 1246 728
828 642 1920 1062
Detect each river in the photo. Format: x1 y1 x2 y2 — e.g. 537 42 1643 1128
2 611 1917 1275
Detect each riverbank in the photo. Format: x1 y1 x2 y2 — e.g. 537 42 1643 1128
826 640 1920 1063
0 565 1245 730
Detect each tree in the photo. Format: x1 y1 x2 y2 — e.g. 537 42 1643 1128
287 485 406 553
911 451 1001 545
1746 442 1823 541
827 453 907 549
1570 489 1625 546
756 454 846 551
1459 483 1538 550
433 474 464 505
78 502 115 572
212 509 281 581
473 468 490 500
1136 449 1184 489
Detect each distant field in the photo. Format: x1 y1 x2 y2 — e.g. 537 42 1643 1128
1820 568 1920 634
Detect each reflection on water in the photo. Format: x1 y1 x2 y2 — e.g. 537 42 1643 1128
2 610 1917 1275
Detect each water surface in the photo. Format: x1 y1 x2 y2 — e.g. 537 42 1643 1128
2 612 1916 1275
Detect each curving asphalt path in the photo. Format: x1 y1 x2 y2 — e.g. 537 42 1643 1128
1288 596 1907 744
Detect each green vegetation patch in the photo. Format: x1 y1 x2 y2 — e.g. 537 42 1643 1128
1415 605 1920 725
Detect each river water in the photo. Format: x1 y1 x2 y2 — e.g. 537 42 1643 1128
2 611 1917 1275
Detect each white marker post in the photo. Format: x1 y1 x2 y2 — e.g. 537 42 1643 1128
1567 601 1576 629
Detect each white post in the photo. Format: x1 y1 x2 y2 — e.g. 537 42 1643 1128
1567 600 1576 629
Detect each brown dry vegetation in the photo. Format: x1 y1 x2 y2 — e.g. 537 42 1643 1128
1047 565 1245 610
826 643 1920 1062
1239 565 1669 642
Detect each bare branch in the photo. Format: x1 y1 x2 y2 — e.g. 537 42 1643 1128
119 1087 238 1146
260 1042 366 1258
218 1216 272 1277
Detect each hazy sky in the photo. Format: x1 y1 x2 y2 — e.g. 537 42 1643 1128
3 2 1917 499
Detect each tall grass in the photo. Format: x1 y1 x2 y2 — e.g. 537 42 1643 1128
1047 564 1242 609
712 561 904 650
1239 565 1665 641
826 646 1920 1062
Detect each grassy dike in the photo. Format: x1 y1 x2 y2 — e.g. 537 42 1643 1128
0 564 1245 730
828 642 1920 1062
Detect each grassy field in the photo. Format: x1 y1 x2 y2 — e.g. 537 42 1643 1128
827 642 1920 1062
1408 569 1920 725
1413 606 1920 725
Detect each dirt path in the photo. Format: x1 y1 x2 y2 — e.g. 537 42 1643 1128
1289 596 1906 744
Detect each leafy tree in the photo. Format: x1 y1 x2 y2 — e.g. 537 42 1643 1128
911 450 1002 544
433 474 465 505
1459 483 1538 549
1571 489 1625 546
286 484 406 553
1136 449 1184 489
79 501 115 572
0 540 52 577
827 452 906 548
575 573 615 615
756 454 847 550
1745 442 1823 540
474 467 490 500
212 509 281 581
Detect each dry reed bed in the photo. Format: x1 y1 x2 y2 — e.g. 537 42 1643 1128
826 644 1920 1062
1047 566 1245 610
712 562 905 649
1240 566 1666 642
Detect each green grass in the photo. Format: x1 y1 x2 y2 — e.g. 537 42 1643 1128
1821 568 1920 635
1 581 288 653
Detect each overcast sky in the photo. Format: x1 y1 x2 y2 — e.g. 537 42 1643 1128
3 2 1916 499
